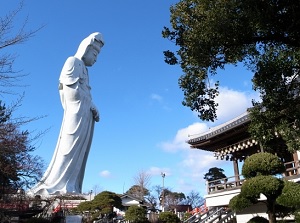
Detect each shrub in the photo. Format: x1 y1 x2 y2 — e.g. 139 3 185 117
242 153 285 178
158 211 180 223
125 205 150 223
247 216 268 223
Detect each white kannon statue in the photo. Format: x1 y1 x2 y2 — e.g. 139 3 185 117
29 32 104 196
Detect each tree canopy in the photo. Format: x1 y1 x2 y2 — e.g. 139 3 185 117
203 167 226 185
125 206 150 223
126 185 150 199
163 1 300 150
158 211 181 223
88 191 122 214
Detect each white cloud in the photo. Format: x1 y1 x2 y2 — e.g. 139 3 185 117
158 88 258 193
150 93 163 102
99 170 111 178
159 122 209 153
150 93 171 110
214 87 259 122
147 167 171 177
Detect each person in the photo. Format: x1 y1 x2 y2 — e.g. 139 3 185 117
29 32 104 196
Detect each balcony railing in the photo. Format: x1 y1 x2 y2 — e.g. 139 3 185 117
207 175 245 194
207 160 300 194
283 160 300 179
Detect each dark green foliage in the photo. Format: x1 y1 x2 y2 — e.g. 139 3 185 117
229 194 252 212
126 185 150 198
92 191 123 213
241 175 284 198
294 211 300 223
125 205 150 223
277 181 300 209
229 153 298 221
242 153 285 178
158 211 181 223
204 167 226 185
76 191 122 214
76 201 93 212
247 216 269 223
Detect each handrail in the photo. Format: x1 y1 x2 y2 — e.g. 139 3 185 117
200 207 224 223
218 210 235 223
207 160 300 194
184 202 208 223
207 175 245 194
283 160 300 178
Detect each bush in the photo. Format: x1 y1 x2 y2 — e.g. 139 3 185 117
229 194 252 211
125 205 150 223
277 180 300 209
247 216 268 223
158 211 180 223
242 153 285 178
241 175 284 198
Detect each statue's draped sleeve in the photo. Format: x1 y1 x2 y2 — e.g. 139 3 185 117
59 57 83 109
59 57 81 85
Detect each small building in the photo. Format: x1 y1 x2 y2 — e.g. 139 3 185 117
113 193 148 217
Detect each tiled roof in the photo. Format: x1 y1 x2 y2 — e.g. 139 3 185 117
187 112 250 145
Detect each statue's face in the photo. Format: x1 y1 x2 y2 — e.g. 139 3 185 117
82 42 101 67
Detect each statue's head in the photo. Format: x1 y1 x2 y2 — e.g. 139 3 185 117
75 32 104 66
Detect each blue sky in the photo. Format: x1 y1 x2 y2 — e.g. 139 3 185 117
3 1 258 197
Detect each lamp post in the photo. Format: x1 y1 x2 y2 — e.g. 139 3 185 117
161 172 165 212
89 190 93 201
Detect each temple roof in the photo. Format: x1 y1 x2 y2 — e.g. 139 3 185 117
188 112 250 146
187 111 259 159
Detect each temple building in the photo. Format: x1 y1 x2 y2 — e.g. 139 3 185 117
187 111 300 222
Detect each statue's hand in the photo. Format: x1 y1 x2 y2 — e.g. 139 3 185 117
91 104 100 122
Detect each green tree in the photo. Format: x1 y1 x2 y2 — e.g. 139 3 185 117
158 211 181 223
75 200 93 212
125 205 150 223
204 167 227 186
92 191 122 214
163 0 300 132
229 152 298 223
126 185 150 199
76 191 122 215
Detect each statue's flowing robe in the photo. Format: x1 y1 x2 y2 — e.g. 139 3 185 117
30 56 95 195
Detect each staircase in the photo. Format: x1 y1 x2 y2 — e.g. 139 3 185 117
184 207 236 223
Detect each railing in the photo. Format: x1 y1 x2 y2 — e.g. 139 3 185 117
207 160 300 194
184 201 208 223
207 175 245 194
200 207 225 223
218 210 235 223
283 160 300 179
